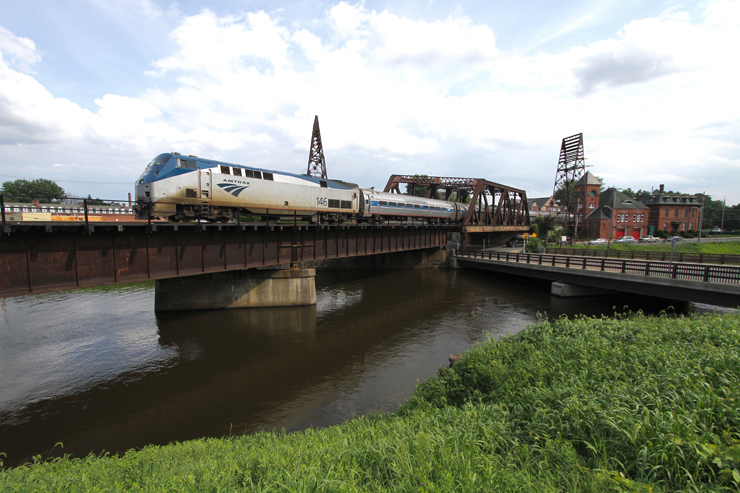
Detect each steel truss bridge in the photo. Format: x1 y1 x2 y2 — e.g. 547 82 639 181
383 175 529 235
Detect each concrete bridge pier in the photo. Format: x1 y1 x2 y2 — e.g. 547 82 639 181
154 268 317 312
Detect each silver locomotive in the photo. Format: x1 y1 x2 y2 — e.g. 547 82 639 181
134 153 464 224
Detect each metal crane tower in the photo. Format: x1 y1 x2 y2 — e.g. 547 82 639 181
306 116 327 179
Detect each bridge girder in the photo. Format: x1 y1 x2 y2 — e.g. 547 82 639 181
383 175 530 236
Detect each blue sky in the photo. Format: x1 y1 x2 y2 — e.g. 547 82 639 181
1 0 738 204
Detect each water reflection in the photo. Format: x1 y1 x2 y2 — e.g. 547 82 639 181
0 268 729 467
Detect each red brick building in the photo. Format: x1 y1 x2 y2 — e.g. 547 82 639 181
574 171 601 222
636 185 701 234
583 188 650 240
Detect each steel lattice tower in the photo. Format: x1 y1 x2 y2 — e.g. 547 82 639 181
306 115 327 179
552 133 587 238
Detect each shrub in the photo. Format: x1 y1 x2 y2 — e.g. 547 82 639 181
525 237 542 253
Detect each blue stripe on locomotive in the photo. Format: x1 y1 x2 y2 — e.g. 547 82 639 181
136 153 357 190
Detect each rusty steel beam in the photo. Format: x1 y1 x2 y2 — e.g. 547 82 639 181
0 222 449 298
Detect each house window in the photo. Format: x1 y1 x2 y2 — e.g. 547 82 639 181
675 209 679 217
684 209 689 217
665 209 669 217
663 222 668 229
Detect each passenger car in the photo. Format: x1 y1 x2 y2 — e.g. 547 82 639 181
613 236 636 243
665 236 683 242
588 238 606 245
638 235 659 243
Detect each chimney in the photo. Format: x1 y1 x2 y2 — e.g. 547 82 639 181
659 184 665 193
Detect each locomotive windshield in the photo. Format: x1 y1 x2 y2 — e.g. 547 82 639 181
145 154 170 171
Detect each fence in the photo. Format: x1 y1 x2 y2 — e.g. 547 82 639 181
457 250 740 285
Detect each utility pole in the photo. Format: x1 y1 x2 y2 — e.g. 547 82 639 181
697 192 705 242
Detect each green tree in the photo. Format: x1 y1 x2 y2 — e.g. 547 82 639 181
533 216 557 244
1 178 66 202
553 175 604 210
404 174 434 198
84 194 109 205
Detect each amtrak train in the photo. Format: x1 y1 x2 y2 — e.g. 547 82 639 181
134 152 465 224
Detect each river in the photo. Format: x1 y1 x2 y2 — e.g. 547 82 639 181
0 268 725 467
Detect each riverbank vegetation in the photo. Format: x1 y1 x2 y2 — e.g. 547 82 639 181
2 312 739 491
558 240 740 256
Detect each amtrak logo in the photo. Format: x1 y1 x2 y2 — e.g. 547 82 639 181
218 182 250 197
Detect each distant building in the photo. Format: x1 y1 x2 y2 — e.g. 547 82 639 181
636 185 701 234
584 188 650 240
527 196 560 215
574 171 602 222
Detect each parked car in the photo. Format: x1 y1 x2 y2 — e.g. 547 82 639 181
505 235 524 247
613 236 636 243
665 236 683 243
588 238 606 245
638 235 660 243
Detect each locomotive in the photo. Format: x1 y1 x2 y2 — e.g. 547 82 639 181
134 152 464 224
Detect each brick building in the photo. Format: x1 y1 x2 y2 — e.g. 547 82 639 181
574 171 602 223
636 185 701 234
584 188 650 240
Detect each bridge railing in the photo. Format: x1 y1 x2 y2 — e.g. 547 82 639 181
543 247 740 265
457 250 740 285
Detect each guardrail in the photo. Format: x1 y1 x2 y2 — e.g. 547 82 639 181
544 247 740 265
457 250 740 285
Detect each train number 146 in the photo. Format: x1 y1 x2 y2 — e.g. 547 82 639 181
316 197 328 207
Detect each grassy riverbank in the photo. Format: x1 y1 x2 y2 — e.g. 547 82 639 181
2 312 739 491
576 240 740 255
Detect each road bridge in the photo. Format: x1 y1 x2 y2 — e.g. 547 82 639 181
0 221 450 300
455 250 740 308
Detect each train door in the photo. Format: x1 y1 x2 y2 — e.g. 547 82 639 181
199 169 212 200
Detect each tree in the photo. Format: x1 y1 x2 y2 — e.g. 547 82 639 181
0 179 66 202
553 175 604 209
533 216 557 244
404 174 436 198
85 195 109 205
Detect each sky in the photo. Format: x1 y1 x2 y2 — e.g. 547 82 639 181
1 0 739 204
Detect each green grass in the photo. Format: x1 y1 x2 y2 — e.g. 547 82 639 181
2 312 740 492
559 241 740 255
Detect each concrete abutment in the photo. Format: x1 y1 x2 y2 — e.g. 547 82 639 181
155 268 317 312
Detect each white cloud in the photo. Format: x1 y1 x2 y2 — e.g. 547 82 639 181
0 25 41 72
0 1 739 203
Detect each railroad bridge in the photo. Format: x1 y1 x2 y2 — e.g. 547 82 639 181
0 221 453 306
0 174 530 309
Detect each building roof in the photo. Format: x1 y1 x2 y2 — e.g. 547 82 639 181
576 171 602 186
528 196 554 211
637 193 700 207
587 188 648 220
